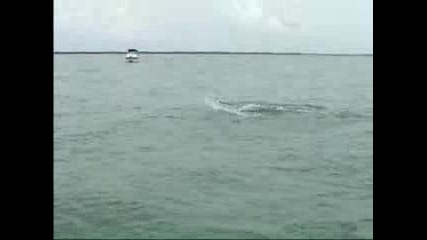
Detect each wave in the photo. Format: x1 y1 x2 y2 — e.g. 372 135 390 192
204 96 253 116
204 96 326 117
204 96 372 122
333 110 372 120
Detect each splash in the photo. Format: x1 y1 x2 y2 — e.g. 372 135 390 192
204 96 325 117
204 96 253 116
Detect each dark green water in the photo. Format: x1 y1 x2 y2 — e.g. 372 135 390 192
54 54 373 239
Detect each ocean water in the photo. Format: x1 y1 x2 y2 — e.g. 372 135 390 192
54 54 373 239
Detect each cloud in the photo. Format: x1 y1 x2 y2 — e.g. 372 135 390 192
229 0 300 32
54 0 372 53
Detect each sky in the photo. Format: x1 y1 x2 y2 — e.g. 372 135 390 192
54 0 373 54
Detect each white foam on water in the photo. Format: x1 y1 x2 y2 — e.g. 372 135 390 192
204 96 251 116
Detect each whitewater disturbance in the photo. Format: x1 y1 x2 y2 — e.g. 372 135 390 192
55 54 373 239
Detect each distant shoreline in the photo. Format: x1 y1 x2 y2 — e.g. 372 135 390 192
53 51 373 57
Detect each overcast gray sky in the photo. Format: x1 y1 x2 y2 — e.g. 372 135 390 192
54 0 373 54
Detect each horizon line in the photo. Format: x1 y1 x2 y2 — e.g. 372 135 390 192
53 51 373 56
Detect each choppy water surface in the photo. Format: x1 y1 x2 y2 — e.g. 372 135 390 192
54 54 373 239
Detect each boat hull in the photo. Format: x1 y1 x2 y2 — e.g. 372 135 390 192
125 56 139 63
125 51 139 63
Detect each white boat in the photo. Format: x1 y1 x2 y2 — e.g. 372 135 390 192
125 49 139 62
